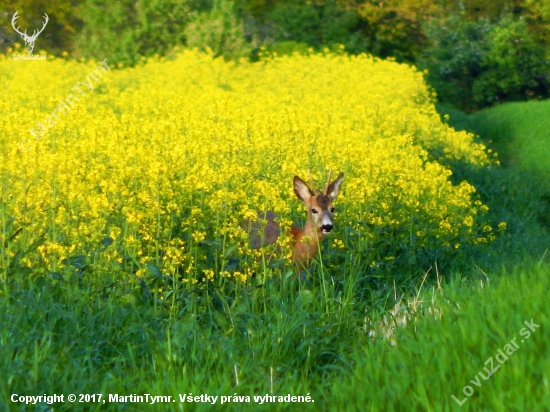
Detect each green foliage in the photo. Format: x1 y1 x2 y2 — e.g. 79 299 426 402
473 17 550 106
358 0 432 62
262 0 369 55
1 242 548 410
419 16 492 110
331 264 550 411
74 0 138 66
420 14 550 111
264 40 310 57
435 0 520 20
184 0 252 61
2 58 550 409
74 0 195 66
135 0 199 57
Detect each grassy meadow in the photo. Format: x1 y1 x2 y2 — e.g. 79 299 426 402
440 100 550 176
0 50 549 411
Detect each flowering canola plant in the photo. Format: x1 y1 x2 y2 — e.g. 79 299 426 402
0 49 497 284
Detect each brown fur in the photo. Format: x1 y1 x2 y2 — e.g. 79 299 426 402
245 171 344 271
243 211 280 249
291 216 322 268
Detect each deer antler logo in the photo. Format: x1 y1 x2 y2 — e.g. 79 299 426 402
11 11 49 54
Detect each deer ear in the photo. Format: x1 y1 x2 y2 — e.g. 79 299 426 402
326 172 344 200
294 176 313 202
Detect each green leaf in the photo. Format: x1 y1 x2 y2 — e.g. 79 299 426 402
100 236 114 247
147 262 162 278
223 244 238 258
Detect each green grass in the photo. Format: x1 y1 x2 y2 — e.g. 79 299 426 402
438 100 550 262
0 265 412 411
333 262 550 411
1 260 548 411
439 100 550 175
2 99 550 411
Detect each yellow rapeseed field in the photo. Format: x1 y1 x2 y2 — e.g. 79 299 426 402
0 48 497 283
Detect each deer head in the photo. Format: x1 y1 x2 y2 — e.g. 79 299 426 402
11 11 49 54
293 170 344 235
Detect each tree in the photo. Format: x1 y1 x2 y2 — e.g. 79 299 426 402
357 0 436 62
184 0 252 61
74 0 196 66
419 13 549 110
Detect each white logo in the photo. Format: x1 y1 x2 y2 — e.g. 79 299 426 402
11 11 49 54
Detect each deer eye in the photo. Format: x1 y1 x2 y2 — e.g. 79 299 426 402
311 208 318 214
331 207 335 213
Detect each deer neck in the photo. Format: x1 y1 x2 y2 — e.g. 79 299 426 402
291 219 324 267
304 218 324 241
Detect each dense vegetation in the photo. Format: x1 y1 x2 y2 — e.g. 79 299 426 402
1 0 550 110
2 0 550 409
1 49 549 410
1 50 497 294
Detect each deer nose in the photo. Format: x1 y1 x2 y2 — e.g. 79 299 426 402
321 224 333 233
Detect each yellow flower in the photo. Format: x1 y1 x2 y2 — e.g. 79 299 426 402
0 48 499 283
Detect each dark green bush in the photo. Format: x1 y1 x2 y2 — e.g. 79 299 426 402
419 14 550 111
473 17 549 105
75 0 139 66
263 0 369 55
263 40 310 57
357 0 429 63
185 0 252 61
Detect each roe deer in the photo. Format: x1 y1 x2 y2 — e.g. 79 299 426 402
247 171 344 269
